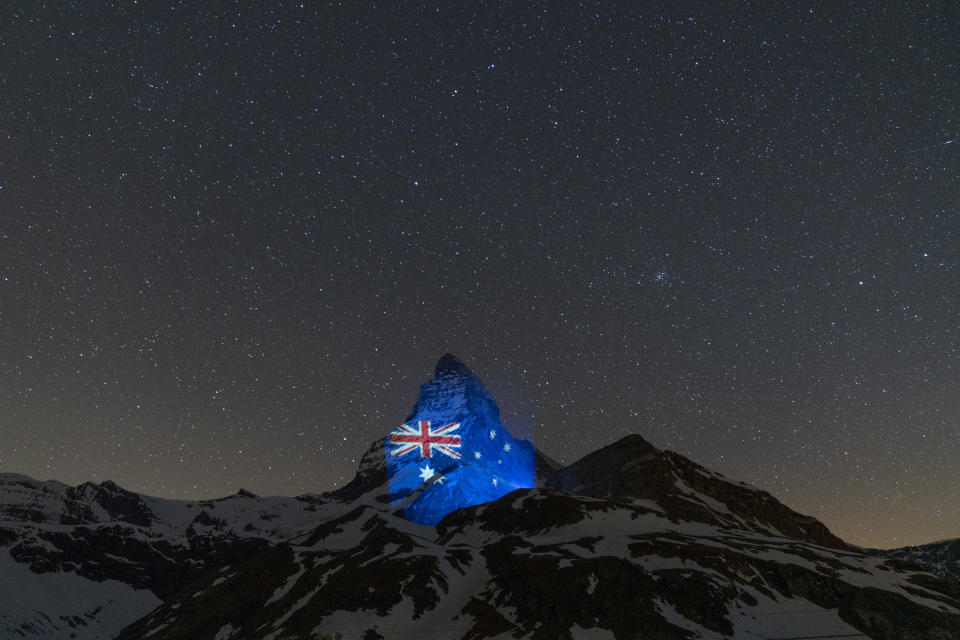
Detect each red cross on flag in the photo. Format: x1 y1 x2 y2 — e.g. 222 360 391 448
389 421 462 459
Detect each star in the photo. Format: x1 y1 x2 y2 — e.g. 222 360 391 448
489 429 496 440
474 451 482 459
503 443 511 452
492 478 498 487
418 464 436 483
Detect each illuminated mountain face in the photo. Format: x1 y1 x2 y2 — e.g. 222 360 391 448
385 354 536 525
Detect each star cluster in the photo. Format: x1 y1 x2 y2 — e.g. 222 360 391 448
0 2 956 548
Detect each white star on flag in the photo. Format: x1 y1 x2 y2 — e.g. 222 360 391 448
474 451 482 459
503 443 511 452
488 429 496 440
492 478 498 486
418 464 436 483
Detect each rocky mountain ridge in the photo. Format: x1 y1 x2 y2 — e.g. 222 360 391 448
886 538 960 584
0 471 336 638
0 355 957 639
114 438 960 640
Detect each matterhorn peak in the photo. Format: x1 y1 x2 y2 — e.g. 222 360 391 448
403 353 501 428
385 354 537 525
435 352 471 376
431 353 486 388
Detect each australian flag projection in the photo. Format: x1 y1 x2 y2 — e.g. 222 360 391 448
385 354 536 525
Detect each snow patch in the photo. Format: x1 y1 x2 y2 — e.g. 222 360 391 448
586 572 598 595
569 623 616 639
214 623 236 639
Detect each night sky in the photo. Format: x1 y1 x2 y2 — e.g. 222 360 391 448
2 2 957 549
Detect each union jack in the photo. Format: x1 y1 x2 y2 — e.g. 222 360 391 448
389 421 462 459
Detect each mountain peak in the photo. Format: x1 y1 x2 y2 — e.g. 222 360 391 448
436 352 468 371
548 433 846 549
433 353 483 385
385 355 537 525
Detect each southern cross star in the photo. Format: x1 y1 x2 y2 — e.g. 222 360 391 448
418 464 436 482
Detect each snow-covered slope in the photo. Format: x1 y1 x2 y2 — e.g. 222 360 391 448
115 438 960 640
0 547 160 640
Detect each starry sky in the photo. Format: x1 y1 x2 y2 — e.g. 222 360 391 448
1 2 957 548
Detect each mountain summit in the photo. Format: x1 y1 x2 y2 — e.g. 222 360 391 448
385 353 537 525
